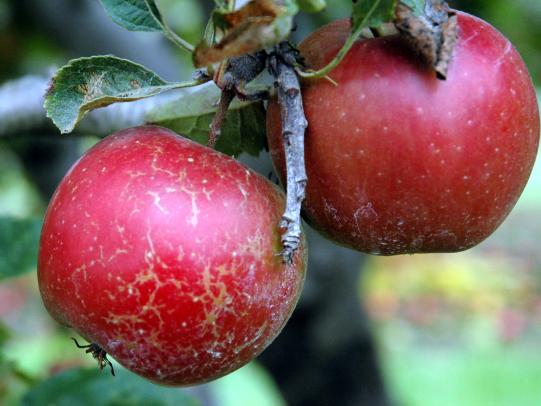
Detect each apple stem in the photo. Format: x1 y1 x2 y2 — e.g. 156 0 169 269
268 42 308 264
208 88 235 148
207 51 269 147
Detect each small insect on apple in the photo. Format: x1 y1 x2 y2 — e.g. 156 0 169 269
38 126 307 386
268 12 540 255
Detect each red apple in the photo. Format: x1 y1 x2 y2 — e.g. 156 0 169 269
267 12 540 255
38 126 306 386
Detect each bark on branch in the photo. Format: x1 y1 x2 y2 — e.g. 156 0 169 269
269 43 308 264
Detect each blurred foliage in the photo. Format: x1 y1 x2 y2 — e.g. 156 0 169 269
161 0 205 37
0 146 43 217
0 1 65 81
212 362 286 406
363 253 541 345
0 146 44 280
385 346 541 406
0 217 42 280
21 367 201 406
18 362 285 406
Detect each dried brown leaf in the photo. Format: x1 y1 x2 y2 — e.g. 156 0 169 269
194 0 286 67
395 0 457 80
222 0 282 27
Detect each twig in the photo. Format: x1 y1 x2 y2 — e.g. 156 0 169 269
208 88 235 148
268 43 308 264
208 51 267 147
163 28 195 54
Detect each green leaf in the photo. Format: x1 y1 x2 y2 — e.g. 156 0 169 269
296 0 326 13
147 85 267 157
99 0 164 32
351 0 398 31
0 217 42 280
21 367 201 406
45 56 200 134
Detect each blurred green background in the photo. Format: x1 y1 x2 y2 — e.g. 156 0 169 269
0 0 540 405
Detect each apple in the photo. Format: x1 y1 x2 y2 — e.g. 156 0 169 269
38 126 306 386
267 12 540 255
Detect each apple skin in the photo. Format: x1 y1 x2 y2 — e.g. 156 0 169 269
267 12 540 255
38 126 306 386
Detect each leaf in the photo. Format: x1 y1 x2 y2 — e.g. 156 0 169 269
99 0 164 32
21 367 201 406
351 0 397 31
296 0 326 13
0 217 42 280
147 84 267 157
45 56 199 134
193 0 297 67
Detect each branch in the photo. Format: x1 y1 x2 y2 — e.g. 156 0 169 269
269 43 308 264
0 75 52 136
0 74 196 137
